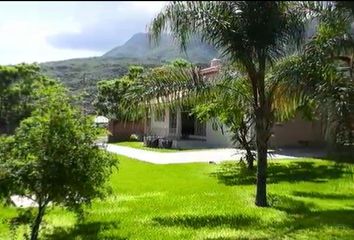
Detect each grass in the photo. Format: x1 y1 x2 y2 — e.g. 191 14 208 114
114 141 185 152
1 156 353 239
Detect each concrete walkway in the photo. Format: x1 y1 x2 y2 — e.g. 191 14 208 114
10 195 37 208
106 144 320 164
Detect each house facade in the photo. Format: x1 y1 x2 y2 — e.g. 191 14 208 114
147 106 235 149
146 59 326 149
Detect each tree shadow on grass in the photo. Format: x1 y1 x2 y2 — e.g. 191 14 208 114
152 214 259 229
292 191 354 200
204 237 270 240
203 237 268 240
211 161 349 186
270 194 354 235
46 221 126 240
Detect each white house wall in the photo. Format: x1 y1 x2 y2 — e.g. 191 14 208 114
150 109 169 137
149 108 234 147
205 120 234 148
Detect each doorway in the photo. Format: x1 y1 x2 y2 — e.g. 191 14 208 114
181 111 195 138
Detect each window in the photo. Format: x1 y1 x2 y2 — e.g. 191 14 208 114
154 109 165 122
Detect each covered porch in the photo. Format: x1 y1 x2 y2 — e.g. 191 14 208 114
167 107 209 149
147 107 209 149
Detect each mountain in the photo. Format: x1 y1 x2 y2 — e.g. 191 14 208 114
103 33 219 63
39 33 219 113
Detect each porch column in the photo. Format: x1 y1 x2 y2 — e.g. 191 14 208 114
143 111 149 136
176 107 182 139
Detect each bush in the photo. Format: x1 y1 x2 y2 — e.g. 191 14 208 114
161 139 173 148
144 136 159 148
130 134 140 142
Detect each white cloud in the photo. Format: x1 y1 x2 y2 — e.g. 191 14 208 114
0 1 168 65
130 1 166 13
0 20 100 65
47 1 168 52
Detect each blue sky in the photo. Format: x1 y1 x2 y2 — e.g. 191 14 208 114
0 1 166 65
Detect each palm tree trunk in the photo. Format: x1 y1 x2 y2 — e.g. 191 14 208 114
30 203 46 240
255 108 269 207
239 119 255 170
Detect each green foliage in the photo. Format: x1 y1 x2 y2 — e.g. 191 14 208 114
94 66 146 121
40 58 161 114
0 64 56 134
95 59 195 122
0 85 117 239
149 1 308 206
191 75 256 168
127 65 144 80
150 1 305 62
168 58 192 68
270 1 354 154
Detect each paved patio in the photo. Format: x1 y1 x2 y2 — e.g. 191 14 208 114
106 144 325 164
10 195 37 208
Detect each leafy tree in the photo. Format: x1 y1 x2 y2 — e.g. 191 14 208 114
168 58 193 68
147 1 305 206
192 76 256 169
0 64 55 134
95 60 194 122
94 66 145 121
0 84 117 240
271 1 354 157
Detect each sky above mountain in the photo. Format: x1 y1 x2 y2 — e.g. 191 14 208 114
0 1 166 65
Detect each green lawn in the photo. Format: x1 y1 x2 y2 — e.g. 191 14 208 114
1 156 353 239
114 141 185 152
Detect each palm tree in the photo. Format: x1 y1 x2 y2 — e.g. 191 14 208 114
147 1 305 206
271 1 354 157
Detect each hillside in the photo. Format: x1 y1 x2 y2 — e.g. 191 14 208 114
40 57 160 113
40 33 218 113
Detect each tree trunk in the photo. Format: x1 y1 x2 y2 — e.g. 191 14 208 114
242 137 254 170
245 147 254 170
247 54 270 207
237 119 255 170
30 203 46 240
255 108 269 207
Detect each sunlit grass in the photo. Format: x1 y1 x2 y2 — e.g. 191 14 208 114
1 156 353 239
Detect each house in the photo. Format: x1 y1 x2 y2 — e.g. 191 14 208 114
145 58 326 149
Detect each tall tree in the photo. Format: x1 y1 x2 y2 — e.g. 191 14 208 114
148 1 305 206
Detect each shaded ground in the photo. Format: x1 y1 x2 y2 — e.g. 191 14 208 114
273 147 326 158
212 160 349 185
